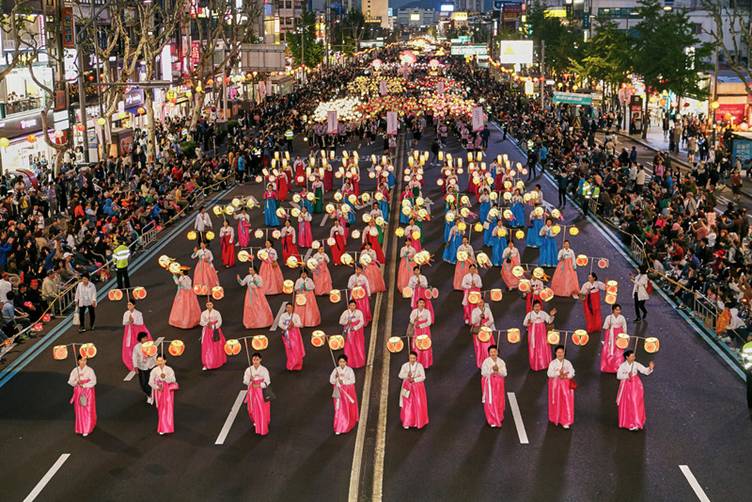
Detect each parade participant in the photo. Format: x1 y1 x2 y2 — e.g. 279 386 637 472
297 206 313 249
470 299 495 368
169 269 201 329
461 264 482 325
601 304 627 373
442 220 463 264
279 302 305 371
277 168 289 201
500 240 521 290
407 266 434 318
237 266 274 329
616 350 655 431
490 220 509 267
547 345 575 429
329 219 347 265
149 354 178 435
312 177 325 214
280 219 301 261
233 207 251 248
580 273 605 333
480 345 506 428
330 355 359 435
122 301 151 372
199 301 227 371
510 189 526 228
74 273 97 333
397 241 416 292
538 218 558 267
294 269 321 327
263 184 281 227
194 206 213 244
398 351 429 429
453 237 475 290
363 220 385 263
522 301 557 371
526 208 544 248
631 264 650 322
478 189 491 224
191 241 220 290
409 298 433 368
68 355 97 437
259 240 284 295
133 332 156 403
340 300 366 368
362 242 386 293
551 240 579 298
219 219 236 268
243 352 271 436
294 155 306 187
348 265 372 325
405 219 422 251
312 246 333 295
524 276 545 313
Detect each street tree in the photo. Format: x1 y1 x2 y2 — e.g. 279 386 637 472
0 1 40 82
287 9 325 67
701 0 752 95
527 2 584 74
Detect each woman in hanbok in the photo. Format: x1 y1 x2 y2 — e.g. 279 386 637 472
263 184 281 227
551 240 579 297
602 304 627 373
330 355 359 435
490 220 509 267
443 213 456 244
363 221 385 264
324 162 334 192
405 219 422 252
340 301 366 368
293 155 306 186
500 240 521 290
295 269 320 327
525 277 545 313
443 220 463 264
169 270 201 329
348 266 372 325
398 351 429 429
526 208 544 248
522 301 556 371
312 178 325 214
361 243 386 294
397 242 416 292
199 302 227 370
480 345 506 428
510 189 526 228
482 209 497 248
259 240 284 295
192 242 220 289
409 298 433 369
581 273 605 333
237 267 274 329
478 189 491 225
149 355 178 435
234 208 251 248
68 356 97 437
453 237 475 290
329 220 347 265
407 267 434 318
280 219 301 261
122 301 152 371
297 206 313 248
538 218 558 267
547 345 575 429
279 303 305 371
461 264 482 325
616 350 655 431
219 219 236 268
243 352 271 436
376 183 390 219
312 246 333 295
277 169 289 201
470 298 496 368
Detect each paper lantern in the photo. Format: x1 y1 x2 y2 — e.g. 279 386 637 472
415 334 432 351
286 256 299 268
341 253 354 266
168 340 185 357
351 229 361 240
489 289 503 302
158 255 172 268
575 255 589 267
187 230 198 241
477 326 493 343
351 286 366 300
312 241 321 250
476 252 490 267
252 335 269 351
518 279 531 292
507 328 521 344
212 206 224 216
540 288 554 302
598 258 609 269
42 313 52 323
193 284 209 296
295 293 307 306
311 330 326 347
473 222 484 233
644 337 660 353
569 227 580 236
402 286 413 299
551 225 561 236
456 250 469 262
137 106 146 115
169 262 182 274
132 287 147 300
108 289 123 301
467 291 482 305
615 333 631 350
328 335 345 351
205 231 215 241
551 209 561 220
457 222 467 232
224 339 242 356
0 137 9 148
254 229 265 239
211 286 224 300
395 227 405 237
412 230 421 240
53 345 68 360
141 341 157 357
238 250 250 262
547 330 560 345
386 336 404 353
282 279 294 294
512 266 525 278
533 267 545 279
572 329 589 346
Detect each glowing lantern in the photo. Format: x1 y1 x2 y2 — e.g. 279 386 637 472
53 345 68 360
282 280 294 295
540 288 554 302
286 256 299 268
132 286 147 300
108 289 124 301
572 329 589 346
251 335 269 351
467 291 482 305
515 230 525 240
533 267 545 279
329 289 342 303
547 330 561 345
0 137 9 148
615 333 631 350
328 335 345 351
598 258 609 269
158 255 172 268
238 250 250 262
224 339 242 356
168 340 185 357
211 286 224 300
193 284 209 296
187 230 198 241
477 326 493 343
576 255 589 267
205 231 215 241
507 328 521 344
311 330 326 347
351 286 366 300
512 266 525 278
518 280 531 292
489 289 503 302
569 226 580 236
644 337 660 353
605 293 618 305
606 280 619 294
168 262 182 274
402 286 413 299
387 336 405 353
141 341 158 357
415 335 432 350
295 293 307 306
255 229 265 239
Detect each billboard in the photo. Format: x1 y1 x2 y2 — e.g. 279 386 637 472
451 45 488 56
440 4 454 12
499 40 533 64
552 92 593 106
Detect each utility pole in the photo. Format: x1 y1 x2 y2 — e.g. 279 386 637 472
540 40 545 109
76 38 90 162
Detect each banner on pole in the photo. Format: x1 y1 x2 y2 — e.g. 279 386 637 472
327 110 338 135
387 111 398 136
472 106 486 132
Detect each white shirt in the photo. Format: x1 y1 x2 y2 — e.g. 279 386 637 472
398 362 426 382
481 356 507 377
295 277 315 291
539 225 554 238
523 310 553 326
580 280 605 295
192 248 214 263
149 365 177 389
0 279 11 303
279 312 302 330
330 366 356 385
132 342 156 371
200 309 222 328
471 305 495 329
557 248 575 262
632 274 650 301
281 226 296 242
122 309 144 326
68 365 96 388
461 273 482 290
74 282 97 307
219 226 234 241
195 212 212 231
339 309 364 331
313 252 330 265
409 307 432 328
348 273 371 296
407 274 428 289
243 365 271 387
174 275 192 290
547 358 575 378
616 361 653 380
603 314 627 334
262 247 278 262
238 274 263 289
502 247 519 260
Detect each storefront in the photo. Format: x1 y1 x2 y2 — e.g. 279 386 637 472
0 66 53 120
0 111 57 175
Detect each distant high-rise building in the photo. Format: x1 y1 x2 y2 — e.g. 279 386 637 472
362 0 389 28
455 0 483 12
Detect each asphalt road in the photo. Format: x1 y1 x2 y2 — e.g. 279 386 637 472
1 126 751 502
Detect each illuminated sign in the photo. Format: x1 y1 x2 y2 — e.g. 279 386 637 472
499 40 534 64
451 12 468 21
545 8 567 18
440 4 455 11
451 45 488 56
410 13 420 21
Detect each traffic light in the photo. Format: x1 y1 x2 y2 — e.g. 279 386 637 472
582 13 590 29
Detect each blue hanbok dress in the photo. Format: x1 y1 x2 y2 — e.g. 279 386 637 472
490 228 508 267
442 228 462 264
264 194 280 227
510 200 526 228
526 215 544 248
538 226 558 267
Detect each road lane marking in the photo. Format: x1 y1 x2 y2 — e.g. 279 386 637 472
679 465 711 502
270 301 289 331
215 390 248 445
507 392 529 444
320 214 329 227
124 336 164 381
23 453 70 502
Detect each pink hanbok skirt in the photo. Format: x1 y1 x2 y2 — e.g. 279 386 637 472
169 289 201 329
397 258 412 292
548 377 575 427
453 261 471 290
617 376 646 430
584 291 603 333
194 260 220 289
355 296 371 326
201 327 228 370
345 327 366 369
237 220 250 248
601 327 625 373
243 287 274 329
259 261 284 295
313 262 333 295
70 385 97 436
282 327 306 371
462 287 481 324
298 222 313 248
411 326 433 369
332 383 359 434
154 382 179 434
482 374 505 427
473 333 494 369
501 255 521 290
247 380 270 436
528 322 552 371
364 263 386 293
411 287 434 318
551 258 579 297
400 380 429 429
298 290 321 327
122 324 152 371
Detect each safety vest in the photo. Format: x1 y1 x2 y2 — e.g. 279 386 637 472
285 129 294 141
582 181 592 199
591 185 600 200
113 244 130 269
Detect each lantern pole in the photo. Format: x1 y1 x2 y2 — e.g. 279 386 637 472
243 337 252 368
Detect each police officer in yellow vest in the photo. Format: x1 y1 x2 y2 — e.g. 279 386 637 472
285 128 294 151
112 241 131 289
